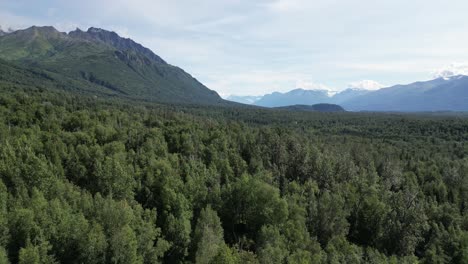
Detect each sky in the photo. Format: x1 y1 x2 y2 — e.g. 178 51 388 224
1 0 468 97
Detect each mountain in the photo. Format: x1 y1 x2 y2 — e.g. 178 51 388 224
0 26 10 37
0 57 114 96
275 103 345 112
226 95 262 104
342 76 468 111
249 87 374 107
0 26 225 105
255 88 331 107
236 75 468 111
331 88 372 104
68 27 166 64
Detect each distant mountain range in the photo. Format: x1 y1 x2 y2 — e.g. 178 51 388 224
228 88 371 107
254 89 332 107
228 77 468 111
343 76 468 111
226 95 262 105
2 25 468 112
0 26 227 105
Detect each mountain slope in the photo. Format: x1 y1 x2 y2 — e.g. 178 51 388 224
0 26 225 105
69 27 166 64
331 88 371 104
255 88 331 107
342 76 468 111
247 88 372 107
0 57 130 98
226 95 262 104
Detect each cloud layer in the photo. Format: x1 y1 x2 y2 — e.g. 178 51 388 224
348 80 386 91
433 63 468 79
2 0 468 96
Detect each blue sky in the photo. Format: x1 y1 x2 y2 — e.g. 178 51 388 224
1 0 468 97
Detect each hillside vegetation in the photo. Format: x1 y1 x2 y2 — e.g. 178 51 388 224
0 26 225 105
274 104 345 112
0 62 467 264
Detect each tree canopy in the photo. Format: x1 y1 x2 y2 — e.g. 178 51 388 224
0 83 467 263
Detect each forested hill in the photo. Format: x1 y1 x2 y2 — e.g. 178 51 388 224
0 26 226 105
1 57 468 263
274 103 345 112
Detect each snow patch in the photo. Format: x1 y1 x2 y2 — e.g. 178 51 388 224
347 80 385 91
295 80 331 92
433 63 468 80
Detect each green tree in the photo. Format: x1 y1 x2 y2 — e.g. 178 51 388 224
79 223 107 264
193 205 225 264
110 225 140 264
210 244 239 264
257 225 288 264
18 244 40 264
221 175 288 245
0 180 8 247
0 246 9 264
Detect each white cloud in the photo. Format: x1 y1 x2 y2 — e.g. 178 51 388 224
3 0 468 96
348 80 385 90
202 70 332 96
0 11 38 30
295 80 330 90
267 0 304 12
433 62 468 79
205 71 339 97
338 61 431 73
295 80 339 96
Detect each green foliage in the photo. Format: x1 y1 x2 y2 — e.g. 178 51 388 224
18 245 40 264
0 27 227 105
109 225 139 264
221 175 288 246
0 247 9 264
210 244 239 264
193 205 224 264
0 77 467 263
257 225 288 264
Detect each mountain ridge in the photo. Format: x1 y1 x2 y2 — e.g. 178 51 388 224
228 87 373 106
229 76 468 111
68 27 166 64
255 88 331 107
0 25 227 105
342 76 468 111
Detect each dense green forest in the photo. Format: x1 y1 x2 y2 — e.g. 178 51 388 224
0 80 468 263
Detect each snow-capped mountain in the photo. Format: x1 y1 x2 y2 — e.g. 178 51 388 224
226 86 378 107
331 88 372 104
433 63 468 80
227 75 468 111
342 75 468 111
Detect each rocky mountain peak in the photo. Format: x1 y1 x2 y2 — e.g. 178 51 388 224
69 27 166 64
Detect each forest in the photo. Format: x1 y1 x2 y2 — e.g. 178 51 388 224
0 81 467 264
